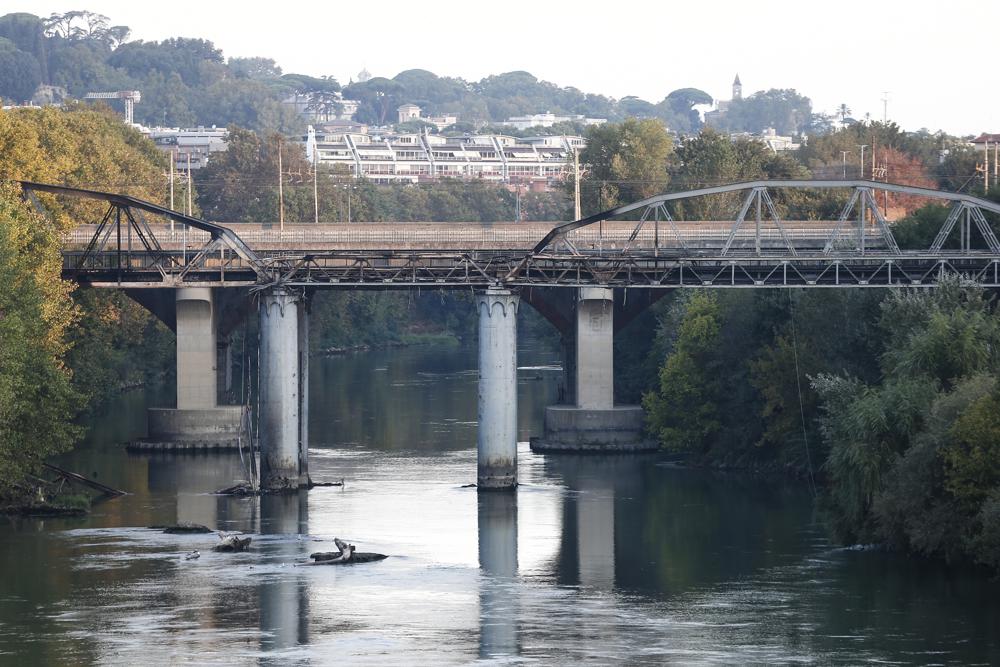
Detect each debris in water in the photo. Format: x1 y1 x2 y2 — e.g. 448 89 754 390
153 522 213 534
304 537 387 565
213 532 252 552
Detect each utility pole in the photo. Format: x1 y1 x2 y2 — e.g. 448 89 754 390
986 141 991 194
313 145 319 224
168 151 175 234
857 145 867 179
185 152 192 217
841 151 849 179
515 184 522 222
573 148 582 219
277 137 284 232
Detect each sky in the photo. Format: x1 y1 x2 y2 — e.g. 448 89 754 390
4 0 995 135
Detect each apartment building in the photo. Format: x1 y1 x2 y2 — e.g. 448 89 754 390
142 126 229 169
303 126 583 189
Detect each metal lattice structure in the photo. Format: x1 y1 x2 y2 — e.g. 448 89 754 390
17 179 1000 290
20 181 266 286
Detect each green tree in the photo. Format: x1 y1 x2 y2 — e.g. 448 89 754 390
578 117 672 213
0 186 81 492
0 48 40 102
643 292 723 452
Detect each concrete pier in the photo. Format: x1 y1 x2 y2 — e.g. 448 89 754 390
259 288 302 490
477 288 519 490
531 287 655 453
297 299 310 487
138 288 242 450
176 287 217 409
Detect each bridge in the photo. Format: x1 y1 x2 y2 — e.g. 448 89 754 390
18 179 1000 493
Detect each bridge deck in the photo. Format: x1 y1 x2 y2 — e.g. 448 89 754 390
62 220 884 252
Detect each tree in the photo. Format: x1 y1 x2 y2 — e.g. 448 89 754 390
657 87 712 133
578 117 672 212
643 292 724 452
344 77 404 125
229 56 281 80
837 103 851 123
0 186 81 492
0 48 41 103
708 88 812 135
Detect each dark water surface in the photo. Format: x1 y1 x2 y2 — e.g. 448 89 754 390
1 341 998 665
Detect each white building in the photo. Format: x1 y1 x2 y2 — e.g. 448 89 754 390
397 104 422 123
501 113 605 131
283 92 360 123
142 126 229 169
728 128 800 153
303 126 583 189
396 104 459 130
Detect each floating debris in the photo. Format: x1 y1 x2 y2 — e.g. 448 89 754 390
213 533 252 552
304 538 387 565
152 522 213 534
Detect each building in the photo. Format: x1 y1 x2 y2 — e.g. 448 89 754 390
141 126 229 170
501 113 605 131
728 128 801 153
396 104 459 130
704 74 743 126
303 126 583 189
397 104 422 123
283 92 360 123
970 133 1000 152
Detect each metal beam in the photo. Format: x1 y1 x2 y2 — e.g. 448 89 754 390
533 179 1000 253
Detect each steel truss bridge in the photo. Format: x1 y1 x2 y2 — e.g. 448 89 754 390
18 179 1000 290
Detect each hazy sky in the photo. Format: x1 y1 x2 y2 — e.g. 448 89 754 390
6 0 995 134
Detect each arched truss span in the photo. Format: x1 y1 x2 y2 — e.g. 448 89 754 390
533 179 1000 257
18 180 266 283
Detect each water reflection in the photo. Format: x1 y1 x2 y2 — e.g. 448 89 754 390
309 343 560 451
478 491 518 659
2 343 1000 664
258 491 310 662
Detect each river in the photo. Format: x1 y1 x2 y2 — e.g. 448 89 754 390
1 340 998 665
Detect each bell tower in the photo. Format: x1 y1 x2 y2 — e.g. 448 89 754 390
732 74 742 100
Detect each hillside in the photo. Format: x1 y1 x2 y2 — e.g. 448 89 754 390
0 10 718 133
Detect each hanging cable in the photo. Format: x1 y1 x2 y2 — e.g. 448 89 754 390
788 289 818 497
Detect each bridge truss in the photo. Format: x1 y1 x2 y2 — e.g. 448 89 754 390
18 179 1000 290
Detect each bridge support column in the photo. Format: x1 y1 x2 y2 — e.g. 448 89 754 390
477 288 519 490
138 288 242 451
531 287 655 453
176 287 218 409
297 299 310 487
259 288 306 491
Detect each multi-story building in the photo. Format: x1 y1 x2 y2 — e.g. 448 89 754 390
501 112 605 131
728 128 800 152
142 126 229 169
283 92 360 123
303 126 583 189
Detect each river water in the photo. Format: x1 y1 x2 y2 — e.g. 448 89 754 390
1 341 998 665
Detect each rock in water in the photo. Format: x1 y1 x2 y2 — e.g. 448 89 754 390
213 534 252 552
306 537 387 565
157 522 213 534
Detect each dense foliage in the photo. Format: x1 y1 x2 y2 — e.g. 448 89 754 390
0 106 172 494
